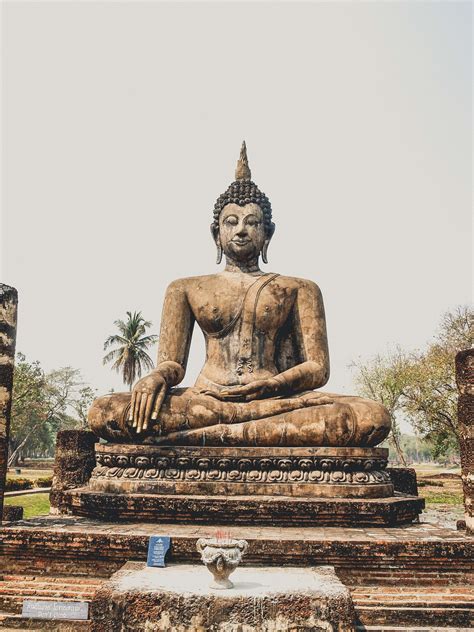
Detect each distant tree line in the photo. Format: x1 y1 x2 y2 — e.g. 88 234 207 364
383 433 459 466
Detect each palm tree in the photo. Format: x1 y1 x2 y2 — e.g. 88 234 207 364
103 311 158 389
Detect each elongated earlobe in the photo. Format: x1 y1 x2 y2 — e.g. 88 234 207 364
210 223 222 264
261 222 275 264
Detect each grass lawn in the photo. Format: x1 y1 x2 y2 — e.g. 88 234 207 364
422 491 464 505
413 464 461 477
412 464 463 507
4 493 50 519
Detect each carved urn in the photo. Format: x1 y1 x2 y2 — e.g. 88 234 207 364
196 537 248 589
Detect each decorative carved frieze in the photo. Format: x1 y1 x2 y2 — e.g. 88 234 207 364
91 446 390 487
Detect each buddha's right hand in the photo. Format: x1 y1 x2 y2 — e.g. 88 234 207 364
129 371 167 434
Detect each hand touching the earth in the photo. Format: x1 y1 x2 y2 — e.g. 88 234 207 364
129 371 167 434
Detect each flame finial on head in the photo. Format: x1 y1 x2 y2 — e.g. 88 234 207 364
235 141 252 181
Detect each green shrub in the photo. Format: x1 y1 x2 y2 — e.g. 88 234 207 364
5 478 34 492
35 476 53 488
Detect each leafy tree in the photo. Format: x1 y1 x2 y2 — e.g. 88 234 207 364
402 306 472 458
351 347 412 465
103 311 158 389
9 355 96 465
351 306 473 463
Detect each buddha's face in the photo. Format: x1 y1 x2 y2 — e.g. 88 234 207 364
218 203 267 261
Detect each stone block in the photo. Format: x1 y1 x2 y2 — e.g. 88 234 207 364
387 467 418 496
50 430 97 514
2 504 23 522
90 562 356 631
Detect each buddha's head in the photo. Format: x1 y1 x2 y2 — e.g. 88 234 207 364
211 142 275 265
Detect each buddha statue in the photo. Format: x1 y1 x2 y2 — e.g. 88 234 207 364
89 143 391 449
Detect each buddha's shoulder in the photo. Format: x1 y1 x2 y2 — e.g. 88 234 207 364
164 274 222 291
165 274 322 294
274 274 323 294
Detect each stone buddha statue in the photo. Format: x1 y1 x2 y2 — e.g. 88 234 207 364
89 143 391 449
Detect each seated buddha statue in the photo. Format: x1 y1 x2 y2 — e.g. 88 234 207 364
89 143 391 448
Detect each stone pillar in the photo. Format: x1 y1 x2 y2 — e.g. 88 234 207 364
456 349 474 535
50 429 97 514
0 284 18 523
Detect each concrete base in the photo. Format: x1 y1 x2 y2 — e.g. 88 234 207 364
90 562 356 631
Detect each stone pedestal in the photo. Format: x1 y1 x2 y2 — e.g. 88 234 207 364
52 443 423 526
90 444 394 498
456 349 474 535
90 562 356 631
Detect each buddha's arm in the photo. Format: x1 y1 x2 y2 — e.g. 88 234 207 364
215 280 330 402
130 279 194 432
155 279 195 384
277 279 330 391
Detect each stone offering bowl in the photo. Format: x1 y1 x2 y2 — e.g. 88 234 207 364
196 537 248 589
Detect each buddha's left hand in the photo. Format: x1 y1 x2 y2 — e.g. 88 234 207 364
211 378 281 402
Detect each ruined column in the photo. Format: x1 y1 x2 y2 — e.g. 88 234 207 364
0 284 18 522
456 349 474 535
50 430 97 514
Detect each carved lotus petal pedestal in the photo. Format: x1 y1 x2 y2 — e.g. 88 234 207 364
54 444 424 526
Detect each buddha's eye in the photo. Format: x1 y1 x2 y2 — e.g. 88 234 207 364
224 215 238 226
246 217 260 227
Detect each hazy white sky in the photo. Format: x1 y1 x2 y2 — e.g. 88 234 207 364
1 2 472 426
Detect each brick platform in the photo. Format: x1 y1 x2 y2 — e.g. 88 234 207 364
54 487 424 527
0 516 472 630
1 515 471 578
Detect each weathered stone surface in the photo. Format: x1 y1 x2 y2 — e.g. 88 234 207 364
90 562 356 631
387 467 418 496
2 505 23 522
1 516 471 579
89 444 394 499
456 349 474 535
54 487 423 526
50 430 97 514
89 143 391 451
0 284 17 523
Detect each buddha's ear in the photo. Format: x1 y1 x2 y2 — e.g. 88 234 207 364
261 222 275 264
210 223 222 264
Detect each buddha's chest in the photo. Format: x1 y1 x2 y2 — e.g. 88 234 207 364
187 279 294 337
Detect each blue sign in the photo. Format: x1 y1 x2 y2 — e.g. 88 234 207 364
147 536 171 567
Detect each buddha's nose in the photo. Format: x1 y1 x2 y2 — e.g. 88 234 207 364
235 224 248 236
